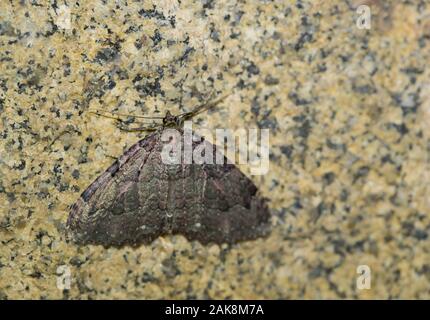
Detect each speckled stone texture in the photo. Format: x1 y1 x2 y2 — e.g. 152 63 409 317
1 0 430 299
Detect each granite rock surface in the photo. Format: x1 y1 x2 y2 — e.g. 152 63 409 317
0 0 430 299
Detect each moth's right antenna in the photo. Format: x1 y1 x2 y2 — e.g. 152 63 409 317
178 92 231 122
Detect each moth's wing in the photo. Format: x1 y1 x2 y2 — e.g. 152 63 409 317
66 132 164 247
67 130 271 247
172 138 271 244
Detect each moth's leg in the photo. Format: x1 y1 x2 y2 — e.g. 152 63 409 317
89 109 161 131
88 108 164 120
88 109 123 121
116 122 158 132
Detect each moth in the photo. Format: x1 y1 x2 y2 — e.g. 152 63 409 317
66 95 271 247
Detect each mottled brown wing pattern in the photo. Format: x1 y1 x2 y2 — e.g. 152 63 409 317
67 132 161 246
66 130 271 247
190 161 270 244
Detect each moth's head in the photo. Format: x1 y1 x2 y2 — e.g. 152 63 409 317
162 110 181 128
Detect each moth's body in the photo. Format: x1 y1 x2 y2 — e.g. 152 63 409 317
67 101 271 247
